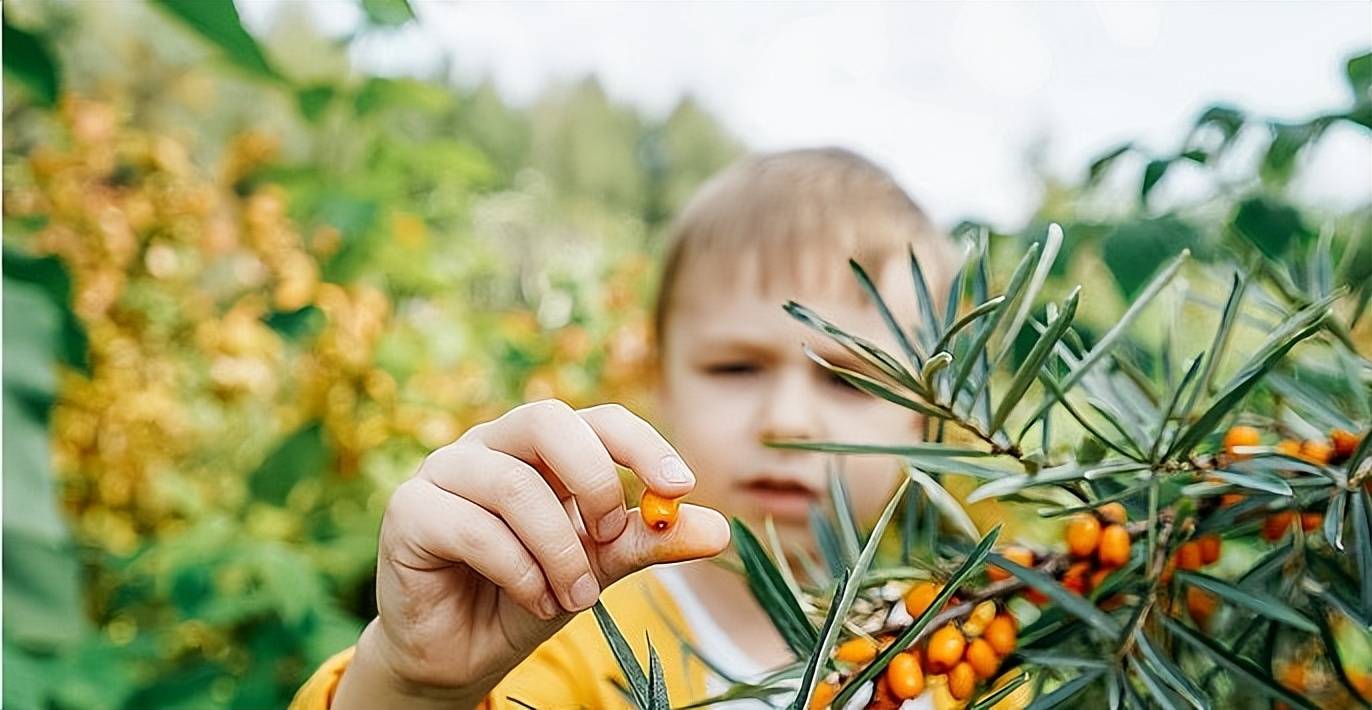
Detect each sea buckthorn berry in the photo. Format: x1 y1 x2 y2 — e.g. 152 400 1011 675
886 651 925 700
1300 439 1333 465
870 675 900 709
809 680 839 709
1276 439 1303 458
926 625 966 674
984 614 1017 656
1062 561 1091 595
1187 586 1217 628
1098 524 1131 569
1161 558 1176 584
1332 428 1363 461
1278 662 1306 693
1198 534 1221 565
639 490 680 531
1300 511 1323 532
835 636 878 664
1263 511 1295 541
1066 514 1102 558
904 581 943 619
948 661 977 700
1024 587 1049 606
1349 670 1372 701
1223 425 1261 457
962 601 997 637
1089 567 1111 591
965 638 999 679
1219 492 1246 508
1098 502 1127 525
1176 541 1203 571
989 546 1033 582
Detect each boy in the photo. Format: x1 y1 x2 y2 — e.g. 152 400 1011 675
292 147 951 709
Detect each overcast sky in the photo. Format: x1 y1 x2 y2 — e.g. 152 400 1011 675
242 1 1371 228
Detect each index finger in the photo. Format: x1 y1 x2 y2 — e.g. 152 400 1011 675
577 403 696 498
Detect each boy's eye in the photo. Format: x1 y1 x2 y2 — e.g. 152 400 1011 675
825 370 864 393
704 362 760 376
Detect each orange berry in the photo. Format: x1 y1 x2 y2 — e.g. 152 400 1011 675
1098 524 1131 569
809 680 839 709
1024 587 1049 606
1300 439 1333 464
885 651 925 700
926 625 966 674
1062 561 1091 595
1278 662 1306 693
965 638 999 679
869 675 900 710
989 546 1033 582
1161 558 1176 584
948 661 977 700
983 614 1017 656
834 636 877 664
1276 439 1303 458
1223 425 1261 457
962 601 997 637
1332 429 1363 461
1089 567 1111 592
1219 492 1246 508
1350 670 1372 700
1187 586 1216 628
1263 511 1295 541
1300 511 1322 533
1098 502 1128 525
1066 514 1102 558
1176 541 1203 571
1198 534 1221 565
904 581 943 619
639 490 680 531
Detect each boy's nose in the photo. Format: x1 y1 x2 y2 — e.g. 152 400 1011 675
756 369 822 444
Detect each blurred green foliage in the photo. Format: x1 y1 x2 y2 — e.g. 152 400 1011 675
2 1 738 707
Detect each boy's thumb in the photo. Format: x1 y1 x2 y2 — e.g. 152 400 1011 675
591 504 731 584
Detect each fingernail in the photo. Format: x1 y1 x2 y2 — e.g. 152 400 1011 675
539 592 560 620
660 455 694 486
569 574 600 610
597 507 626 541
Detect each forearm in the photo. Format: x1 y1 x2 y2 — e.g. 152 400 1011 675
332 620 489 710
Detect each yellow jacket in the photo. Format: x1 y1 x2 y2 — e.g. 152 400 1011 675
288 571 708 709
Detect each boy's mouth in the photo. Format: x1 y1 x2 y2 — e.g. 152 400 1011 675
739 476 819 521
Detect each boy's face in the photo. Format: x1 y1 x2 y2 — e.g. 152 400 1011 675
657 256 922 550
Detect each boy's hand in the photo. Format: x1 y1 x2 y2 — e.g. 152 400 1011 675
333 400 731 710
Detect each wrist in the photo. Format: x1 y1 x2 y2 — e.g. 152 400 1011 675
333 620 486 710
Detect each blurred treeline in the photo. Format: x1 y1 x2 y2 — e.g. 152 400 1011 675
2 1 1369 708
3 2 739 708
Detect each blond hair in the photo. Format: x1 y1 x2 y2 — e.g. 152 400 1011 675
653 147 952 348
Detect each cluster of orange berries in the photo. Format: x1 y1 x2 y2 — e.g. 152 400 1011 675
809 585 1020 707
987 501 1133 609
1220 425 1365 542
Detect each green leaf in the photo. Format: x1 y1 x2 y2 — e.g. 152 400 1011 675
851 258 921 367
950 243 1041 404
592 602 651 708
1158 615 1317 709
809 507 845 578
647 640 669 710
934 296 1005 356
1326 492 1348 552
2 16 59 107
767 439 991 458
1086 143 1133 186
1349 51 1372 101
1128 656 1187 710
1025 669 1105 709
1177 571 1317 632
991 287 1080 433
906 465 979 540
361 0 416 26
1102 220 1196 299
1231 196 1310 259
1034 373 1143 461
786 304 923 392
1151 353 1204 460
827 465 861 565
996 224 1063 364
4 247 89 375
1354 489 1372 620
152 0 280 81
1141 159 1171 203
1133 630 1207 709
832 526 1002 709
296 84 336 122
799 345 938 417
732 520 818 656
970 672 1030 710
986 552 1121 636
1205 468 1293 496
247 422 329 506
907 245 943 351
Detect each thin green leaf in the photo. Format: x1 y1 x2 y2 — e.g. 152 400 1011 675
986 553 1121 636
1159 615 1317 710
153 0 281 81
1326 491 1348 551
1026 669 1105 709
1354 489 1372 620
991 287 1081 433
832 526 1002 709
1151 353 1205 460
951 243 1042 401
785 302 923 392
934 296 1006 360
1177 571 1317 632
1034 372 1145 461
828 464 861 565
1128 656 1187 710
732 520 818 656
1191 272 1248 412
799 346 940 417
995 223 1063 362
647 638 669 710
851 258 921 366
768 440 992 458
593 602 651 708
906 465 979 540
1206 469 1293 496
908 244 944 349
1134 630 1207 709
765 517 813 614
970 672 1030 710
1165 319 1325 459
